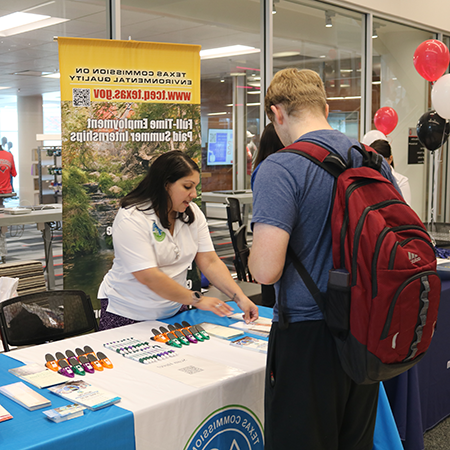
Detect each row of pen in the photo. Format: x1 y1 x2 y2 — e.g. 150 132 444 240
44 346 113 377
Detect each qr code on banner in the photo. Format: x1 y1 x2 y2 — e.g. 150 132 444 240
178 365 204 375
72 88 91 107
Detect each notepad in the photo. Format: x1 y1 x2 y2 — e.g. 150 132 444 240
0 382 51 411
229 314 272 326
228 321 271 337
197 322 244 340
0 404 13 422
9 364 66 389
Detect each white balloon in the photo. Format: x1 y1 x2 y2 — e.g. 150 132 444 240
432 74 450 120
361 130 387 146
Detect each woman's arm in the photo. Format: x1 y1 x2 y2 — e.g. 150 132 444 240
133 267 233 318
195 251 259 322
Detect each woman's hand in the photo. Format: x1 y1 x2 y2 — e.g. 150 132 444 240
195 296 234 317
194 251 259 322
235 296 259 323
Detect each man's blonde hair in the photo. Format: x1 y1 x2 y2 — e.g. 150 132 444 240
265 68 327 121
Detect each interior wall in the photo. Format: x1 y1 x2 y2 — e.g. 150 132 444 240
17 95 43 207
340 0 450 33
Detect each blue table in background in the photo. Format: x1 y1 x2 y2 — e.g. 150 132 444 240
384 279 450 450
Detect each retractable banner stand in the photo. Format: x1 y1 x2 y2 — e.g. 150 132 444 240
58 37 201 303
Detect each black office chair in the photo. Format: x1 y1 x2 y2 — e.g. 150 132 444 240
226 197 253 282
226 198 244 277
0 290 98 351
233 224 253 282
226 197 243 236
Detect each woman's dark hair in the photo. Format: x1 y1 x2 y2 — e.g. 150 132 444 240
120 150 200 229
253 123 284 168
370 139 394 167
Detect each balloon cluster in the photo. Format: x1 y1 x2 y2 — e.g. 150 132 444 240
363 39 450 150
414 39 450 151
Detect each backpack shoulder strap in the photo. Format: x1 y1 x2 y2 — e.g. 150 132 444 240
349 143 384 172
286 246 325 311
276 141 338 329
278 245 325 331
279 140 347 179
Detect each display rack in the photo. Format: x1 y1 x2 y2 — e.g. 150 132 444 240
33 146 62 204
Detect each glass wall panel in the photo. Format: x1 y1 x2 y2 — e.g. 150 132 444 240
0 0 108 207
121 0 261 191
272 1 363 139
438 36 450 225
372 20 432 220
43 92 62 137
0 96 18 201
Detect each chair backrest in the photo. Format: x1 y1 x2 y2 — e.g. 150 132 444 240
233 224 253 283
0 289 98 351
226 197 243 232
225 198 253 282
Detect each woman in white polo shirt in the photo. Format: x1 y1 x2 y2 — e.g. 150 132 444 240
98 150 259 330
370 139 411 206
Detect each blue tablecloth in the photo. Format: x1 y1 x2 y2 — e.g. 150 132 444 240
0 354 135 450
384 366 423 450
166 303 403 450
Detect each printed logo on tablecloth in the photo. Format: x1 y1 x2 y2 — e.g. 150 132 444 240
184 405 263 450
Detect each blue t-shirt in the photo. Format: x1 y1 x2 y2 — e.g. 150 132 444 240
250 163 261 191
251 129 399 323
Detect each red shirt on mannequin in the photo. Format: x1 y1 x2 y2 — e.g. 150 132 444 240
0 150 16 194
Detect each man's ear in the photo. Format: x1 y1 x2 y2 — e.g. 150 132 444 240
325 104 329 119
271 104 284 125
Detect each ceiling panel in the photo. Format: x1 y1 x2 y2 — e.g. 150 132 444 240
0 0 367 98
0 0 108 97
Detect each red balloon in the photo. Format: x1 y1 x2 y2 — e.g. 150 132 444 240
374 107 398 135
413 39 450 82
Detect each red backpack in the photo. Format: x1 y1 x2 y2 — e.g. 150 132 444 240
281 141 441 384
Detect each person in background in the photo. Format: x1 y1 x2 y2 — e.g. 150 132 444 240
251 122 284 190
0 139 16 194
370 139 411 206
98 150 259 330
249 68 399 450
250 122 284 308
246 131 257 182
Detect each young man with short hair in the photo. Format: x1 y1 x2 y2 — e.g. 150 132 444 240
249 68 399 449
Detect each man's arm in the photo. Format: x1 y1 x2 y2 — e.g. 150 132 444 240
249 223 290 285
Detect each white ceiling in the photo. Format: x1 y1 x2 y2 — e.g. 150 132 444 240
0 0 390 100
